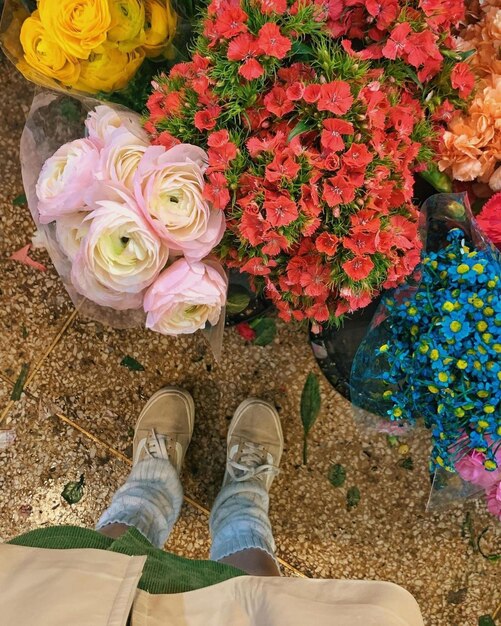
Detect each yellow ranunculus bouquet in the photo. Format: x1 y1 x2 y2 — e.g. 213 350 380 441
0 0 179 96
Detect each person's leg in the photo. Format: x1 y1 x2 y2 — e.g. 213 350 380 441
210 399 283 577
98 523 131 540
96 387 194 548
220 549 280 577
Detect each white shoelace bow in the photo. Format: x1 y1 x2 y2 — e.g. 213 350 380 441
136 429 170 460
227 441 279 482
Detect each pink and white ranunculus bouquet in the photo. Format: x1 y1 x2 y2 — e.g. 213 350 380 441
35 104 227 335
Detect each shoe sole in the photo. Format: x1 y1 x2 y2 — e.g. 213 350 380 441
228 397 284 462
134 387 195 464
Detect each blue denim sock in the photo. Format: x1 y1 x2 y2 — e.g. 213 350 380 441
209 477 277 563
96 457 183 548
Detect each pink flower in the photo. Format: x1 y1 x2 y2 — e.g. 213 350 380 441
134 144 225 261
144 258 227 335
456 450 501 489
71 191 168 310
85 105 148 145
36 138 100 223
486 481 501 520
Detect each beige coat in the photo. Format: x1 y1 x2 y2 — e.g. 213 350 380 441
0 543 424 626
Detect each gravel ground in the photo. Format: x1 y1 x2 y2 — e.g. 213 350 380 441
0 52 499 625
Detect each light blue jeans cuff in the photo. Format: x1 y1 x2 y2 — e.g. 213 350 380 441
209 478 277 563
96 457 183 548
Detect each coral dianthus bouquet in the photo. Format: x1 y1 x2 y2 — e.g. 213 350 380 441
146 0 470 323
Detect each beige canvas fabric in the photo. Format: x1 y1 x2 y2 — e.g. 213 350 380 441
132 577 424 626
0 543 145 626
0 544 424 626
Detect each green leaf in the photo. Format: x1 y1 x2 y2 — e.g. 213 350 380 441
13 193 27 206
399 457 414 471
61 474 85 505
59 98 82 122
290 40 314 61
300 372 321 464
287 120 314 144
387 435 399 448
442 48 476 62
346 486 361 510
226 285 251 315
478 616 496 626
419 165 453 193
477 528 501 562
120 355 145 371
447 588 467 605
11 364 29 401
250 317 277 347
328 463 346 487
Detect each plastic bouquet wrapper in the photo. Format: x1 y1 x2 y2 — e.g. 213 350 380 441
351 193 501 519
21 90 227 354
0 0 196 107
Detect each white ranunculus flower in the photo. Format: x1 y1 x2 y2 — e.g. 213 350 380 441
55 212 90 260
36 138 99 224
71 192 169 309
97 126 148 190
85 104 148 145
134 144 225 261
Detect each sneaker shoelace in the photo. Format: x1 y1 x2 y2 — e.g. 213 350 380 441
136 429 171 461
227 441 279 482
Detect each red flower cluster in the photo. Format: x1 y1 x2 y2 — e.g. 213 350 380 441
332 0 468 84
477 193 501 250
146 0 468 323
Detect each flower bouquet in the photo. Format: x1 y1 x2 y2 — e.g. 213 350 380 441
22 92 227 345
0 0 195 108
146 0 471 324
438 0 501 195
351 193 501 519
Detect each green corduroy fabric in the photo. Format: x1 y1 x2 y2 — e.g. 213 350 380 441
8 525 245 594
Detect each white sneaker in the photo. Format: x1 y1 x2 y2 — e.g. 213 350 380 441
133 387 195 474
223 398 284 490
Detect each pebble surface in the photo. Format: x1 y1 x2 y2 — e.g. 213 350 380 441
0 53 499 625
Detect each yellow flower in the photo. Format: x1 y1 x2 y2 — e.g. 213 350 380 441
20 13 80 85
75 42 144 93
108 0 145 51
142 0 178 57
38 0 111 59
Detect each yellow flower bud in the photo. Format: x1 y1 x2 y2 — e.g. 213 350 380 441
108 0 145 50
142 0 178 57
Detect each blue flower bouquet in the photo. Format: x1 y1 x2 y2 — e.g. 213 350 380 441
351 193 501 520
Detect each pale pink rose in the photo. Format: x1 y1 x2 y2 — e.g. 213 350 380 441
144 258 227 335
456 450 501 489
55 212 90 261
71 192 169 310
486 481 501 520
134 144 225 261
91 127 149 200
36 138 99 223
85 105 148 145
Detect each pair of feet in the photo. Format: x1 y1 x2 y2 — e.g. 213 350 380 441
134 388 284 492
